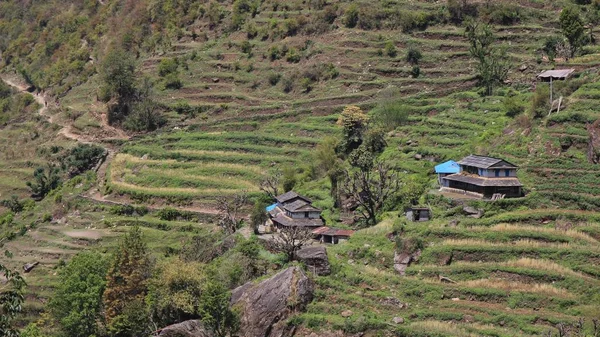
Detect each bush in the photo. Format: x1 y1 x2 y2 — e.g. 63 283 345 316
286 48 301 63
344 4 359 28
300 77 313 93
531 84 550 118
240 40 252 55
158 58 178 77
504 95 524 117
268 72 282 85
63 144 106 177
406 47 422 65
384 41 397 57
268 46 281 61
485 3 521 25
447 0 478 24
411 66 421 78
164 74 183 89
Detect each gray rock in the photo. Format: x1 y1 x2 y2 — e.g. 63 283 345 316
393 250 421 276
156 320 214 337
23 262 39 273
231 266 313 337
295 246 331 276
392 317 405 324
341 310 353 318
414 153 422 160
464 314 475 323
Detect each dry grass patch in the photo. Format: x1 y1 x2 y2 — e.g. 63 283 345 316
440 239 592 250
407 320 480 337
488 224 598 244
458 279 574 298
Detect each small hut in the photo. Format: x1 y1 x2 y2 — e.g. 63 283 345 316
537 69 575 107
435 160 460 185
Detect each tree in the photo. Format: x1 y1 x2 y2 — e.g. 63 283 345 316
147 261 205 327
103 226 152 336
465 20 509 95
337 105 369 155
344 4 359 28
0 196 23 213
250 199 269 235
282 166 297 192
49 252 108 337
100 49 137 125
406 47 422 65
199 280 238 337
26 163 61 200
123 99 165 132
342 161 401 226
259 170 281 199
273 226 314 261
216 192 248 234
560 6 586 57
314 137 344 208
0 261 26 337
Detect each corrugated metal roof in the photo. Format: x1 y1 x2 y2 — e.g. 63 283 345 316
283 200 321 212
443 174 523 187
265 203 277 212
275 191 311 204
435 160 460 174
537 69 575 80
272 213 324 227
312 226 354 237
458 155 517 169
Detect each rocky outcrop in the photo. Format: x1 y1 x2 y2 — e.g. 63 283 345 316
463 206 484 219
231 266 314 337
588 119 600 164
393 250 421 276
156 320 214 337
295 246 331 276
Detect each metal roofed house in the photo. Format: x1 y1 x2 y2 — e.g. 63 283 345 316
312 227 354 244
441 155 523 198
268 191 324 231
434 160 460 185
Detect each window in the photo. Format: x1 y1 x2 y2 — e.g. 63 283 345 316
495 169 500 177
505 169 510 177
305 211 309 218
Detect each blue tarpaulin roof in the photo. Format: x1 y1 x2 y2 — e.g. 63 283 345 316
435 160 460 174
265 203 277 212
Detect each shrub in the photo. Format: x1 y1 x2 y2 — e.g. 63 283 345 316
344 4 359 28
268 46 281 61
447 0 478 24
268 72 282 85
164 74 183 89
158 58 178 77
240 40 252 55
384 41 397 57
286 48 301 63
300 78 313 93
411 66 421 78
531 84 550 118
63 144 106 176
485 3 521 25
406 47 422 65
282 76 294 93
504 95 524 117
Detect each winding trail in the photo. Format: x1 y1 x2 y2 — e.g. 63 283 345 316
1 75 221 216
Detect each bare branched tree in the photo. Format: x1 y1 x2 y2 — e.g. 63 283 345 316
216 191 248 234
273 226 314 261
341 161 400 226
259 170 281 199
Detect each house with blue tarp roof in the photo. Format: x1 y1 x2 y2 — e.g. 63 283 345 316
435 160 460 185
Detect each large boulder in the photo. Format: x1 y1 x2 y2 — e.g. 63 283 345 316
231 266 314 337
156 320 214 337
295 246 331 276
393 249 421 276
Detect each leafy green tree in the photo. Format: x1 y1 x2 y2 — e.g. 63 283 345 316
314 137 344 208
100 49 137 125
158 58 178 77
250 198 269 234
26 164 61 200
406 47 422 65
560 6 586 57
344 4 359 28
0 262 26 337
464 20 509 96
148 261 205 326
49 252 108 337
103 226 152 336
337 105 370 155
384 41 397 57
123 99 165 132
0 196 23 213
199 279 238 337
62 144 106 177
282 166 297 192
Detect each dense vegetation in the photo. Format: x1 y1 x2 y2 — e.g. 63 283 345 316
3 0 600 336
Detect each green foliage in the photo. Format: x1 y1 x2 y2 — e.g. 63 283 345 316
560 6 586 57
268 72 281 85
49 252 108 337
411 65 421 78
504 94 524 117
384 41 397 57
148 261 204 326
447 0 478 24
344 4 360 28
103 226 152 334
465 20 509 95
286 48 301 63
100 49 136 103
26 164 61 200
62 144 106 177
531 84 550 118
0 262 26 337
283 166 297 192
19 324 42 337
123 99 166 132
406 47 422 65
250 199 269 234
0 196 23 213
199 279 239 337
337 105 370 155
158 58 179 77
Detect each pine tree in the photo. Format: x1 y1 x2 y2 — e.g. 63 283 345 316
102 226 152 336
